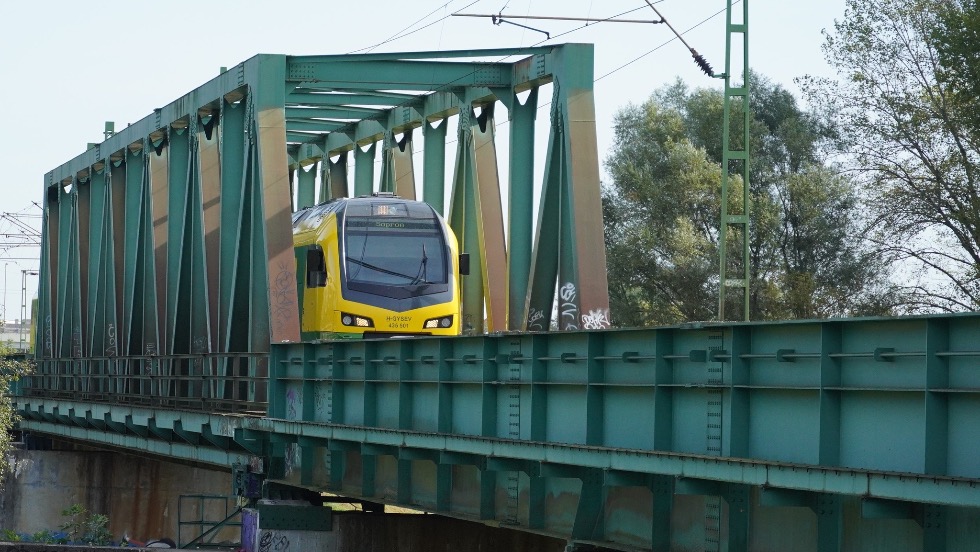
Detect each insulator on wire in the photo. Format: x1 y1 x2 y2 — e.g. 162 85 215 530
691 49 714 77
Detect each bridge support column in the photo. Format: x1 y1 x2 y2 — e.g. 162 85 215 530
650 475 673 552
241 503 334 552
724 484 751 552
918 504 946 552
814 494 842 552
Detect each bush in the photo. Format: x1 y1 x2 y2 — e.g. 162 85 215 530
59 504 113 546
30 529 57 544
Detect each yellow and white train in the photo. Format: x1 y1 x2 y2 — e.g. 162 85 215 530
292 193 467 339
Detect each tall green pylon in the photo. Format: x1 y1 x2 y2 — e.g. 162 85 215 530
719 0 750 321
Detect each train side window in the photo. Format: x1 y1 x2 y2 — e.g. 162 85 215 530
307 245 327 288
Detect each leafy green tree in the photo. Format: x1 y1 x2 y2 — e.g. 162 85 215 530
802 0 980 311
604 76 897 326
932 0 980 137
0 343 31 484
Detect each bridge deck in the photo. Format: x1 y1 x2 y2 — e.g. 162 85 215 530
17 313 980 551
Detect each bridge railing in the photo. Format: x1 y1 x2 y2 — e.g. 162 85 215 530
20 353 268 414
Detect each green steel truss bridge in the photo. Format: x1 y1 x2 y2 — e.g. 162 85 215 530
15 43 980 551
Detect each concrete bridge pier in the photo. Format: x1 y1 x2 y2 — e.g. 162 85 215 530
0 444 235 546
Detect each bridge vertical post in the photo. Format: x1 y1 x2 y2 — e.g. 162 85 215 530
217 93 244 354
165 123 190 357
422 120 448 214
354 142 376 197
110 158 127 360
56 183 80 363
322 151 349 200
77 173 91 361
450 107 482 334
503 87 538 331
250 54 301 346
38 184 58 361
380 130 417 200
83 168 107 360
184 117 210 364
296 163 316 209
123 148 148 356
148 138 170 361
198 110 222 359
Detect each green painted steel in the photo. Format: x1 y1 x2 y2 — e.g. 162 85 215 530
719 0 751 321
296 164 316 210
502 88 538 331
32 43 980 551
16 313 980 550
36 47 609 342
525 44 610 332
422 121 447 214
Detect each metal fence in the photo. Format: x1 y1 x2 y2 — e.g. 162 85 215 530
21 353 268 414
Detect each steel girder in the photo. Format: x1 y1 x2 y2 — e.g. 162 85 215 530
16 312 980 551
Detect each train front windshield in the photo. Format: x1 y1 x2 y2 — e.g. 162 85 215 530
344 216 448 293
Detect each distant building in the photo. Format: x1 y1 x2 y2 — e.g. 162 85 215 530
0 320 31 353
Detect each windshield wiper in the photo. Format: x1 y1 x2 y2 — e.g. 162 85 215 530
411 244 429 285
347 257 421 282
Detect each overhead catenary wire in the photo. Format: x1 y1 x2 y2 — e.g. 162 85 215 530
347 0 481 55
353 0 733 184
642 0 714 76
598 2 732 82
297 0 733 192
452 13 663 25
352 3 667 174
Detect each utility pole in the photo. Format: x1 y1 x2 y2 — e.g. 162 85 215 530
20 270 37 352
718 0 751 321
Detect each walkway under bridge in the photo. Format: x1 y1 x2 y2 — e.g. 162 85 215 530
16 313 980 551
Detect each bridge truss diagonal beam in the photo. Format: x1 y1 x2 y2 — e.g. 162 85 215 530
36 45 610 368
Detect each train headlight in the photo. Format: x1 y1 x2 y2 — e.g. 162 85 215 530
424 315 453 329
341 313 374 328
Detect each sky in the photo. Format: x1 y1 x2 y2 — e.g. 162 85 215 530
0 0 847 320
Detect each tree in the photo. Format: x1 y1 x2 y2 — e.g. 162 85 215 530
932 0 980 136
0 344 31 485
603 76 897 326
802 0 980 311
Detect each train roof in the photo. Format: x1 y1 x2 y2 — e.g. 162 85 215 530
291 194 439 231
